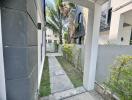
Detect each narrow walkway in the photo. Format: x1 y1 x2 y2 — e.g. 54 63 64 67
48 56 74 93
42 54 104 100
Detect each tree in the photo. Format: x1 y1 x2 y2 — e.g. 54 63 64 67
46 0 63 44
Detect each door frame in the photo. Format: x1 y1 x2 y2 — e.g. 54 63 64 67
0 8 7 100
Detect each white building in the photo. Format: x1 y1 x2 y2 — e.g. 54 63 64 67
46 28 59 52
99 0 132 45
46 28 59 44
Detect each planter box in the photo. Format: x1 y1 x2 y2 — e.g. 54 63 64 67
95 82 120 100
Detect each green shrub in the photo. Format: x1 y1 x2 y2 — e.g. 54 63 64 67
64 32 68 43
105 55 132 100
62 44 74 63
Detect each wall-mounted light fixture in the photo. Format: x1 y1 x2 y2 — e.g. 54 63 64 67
38 23 41 30
121 37 124 42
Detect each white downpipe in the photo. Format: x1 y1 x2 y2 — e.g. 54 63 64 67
37 7 46 89
0 9 7 100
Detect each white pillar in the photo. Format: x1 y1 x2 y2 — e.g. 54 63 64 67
0 9 7 100
83 3 101 90
109 12 124 44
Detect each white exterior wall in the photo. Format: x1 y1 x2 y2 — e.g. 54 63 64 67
118 26 131 45
111 0 132 10
99 26 131 45
99 31 109 44
109 1 132 45
0 9 6 100
36 0 46 89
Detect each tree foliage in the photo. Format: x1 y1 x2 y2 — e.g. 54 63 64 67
46 0 63 44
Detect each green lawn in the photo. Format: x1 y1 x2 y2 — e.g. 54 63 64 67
39 56 51 97
56 56 83 87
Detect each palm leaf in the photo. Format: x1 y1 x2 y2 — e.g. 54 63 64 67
46 0 63 44
46 21 59 34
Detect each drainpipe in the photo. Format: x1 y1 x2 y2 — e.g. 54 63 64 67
0 8 7 100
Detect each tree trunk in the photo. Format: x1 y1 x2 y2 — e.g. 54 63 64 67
59 25 63 44
59 33 63 44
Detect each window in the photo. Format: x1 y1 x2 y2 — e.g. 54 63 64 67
48 40 52 43
55 35 57 37
54 40 57 43
107 8 112 25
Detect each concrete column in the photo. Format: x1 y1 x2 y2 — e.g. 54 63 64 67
0 8 6 100
1 0 38 100
109 12 124 44
83 3 101 90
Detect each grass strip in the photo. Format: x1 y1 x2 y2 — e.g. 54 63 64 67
56 56 83 87
39 56 51 97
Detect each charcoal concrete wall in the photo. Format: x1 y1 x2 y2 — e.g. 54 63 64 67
0 0 38 100
96 45 132 84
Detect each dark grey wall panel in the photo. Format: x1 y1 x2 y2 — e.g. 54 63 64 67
3 46 38 80
3 47 28 80
27 16 38 46
27 0 37 26
1 8 38 46
1 0 26 11
1 0 37 25
6 78 31 100
6 67 37 100
1 8 27 46
27 46 38 75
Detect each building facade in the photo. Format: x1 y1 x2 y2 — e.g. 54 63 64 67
0 0 46 100
46 28 59 52
46 28 59 44
99 0 132 45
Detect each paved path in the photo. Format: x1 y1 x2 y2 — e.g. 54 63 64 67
48 56 74 93
46 53 62 57
42 53 104 100
64 91 104 100
40 91 104 100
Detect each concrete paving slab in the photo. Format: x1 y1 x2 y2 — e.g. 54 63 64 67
46 53 62 57
53 86 86 100
48 56 74 94
64 92 98 100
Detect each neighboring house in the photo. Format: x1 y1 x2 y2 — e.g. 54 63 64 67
99 0 132 45
46 28 59 44
46 28 59 52
0 0 46 100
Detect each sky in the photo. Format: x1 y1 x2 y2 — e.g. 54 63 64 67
46 0 55 5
